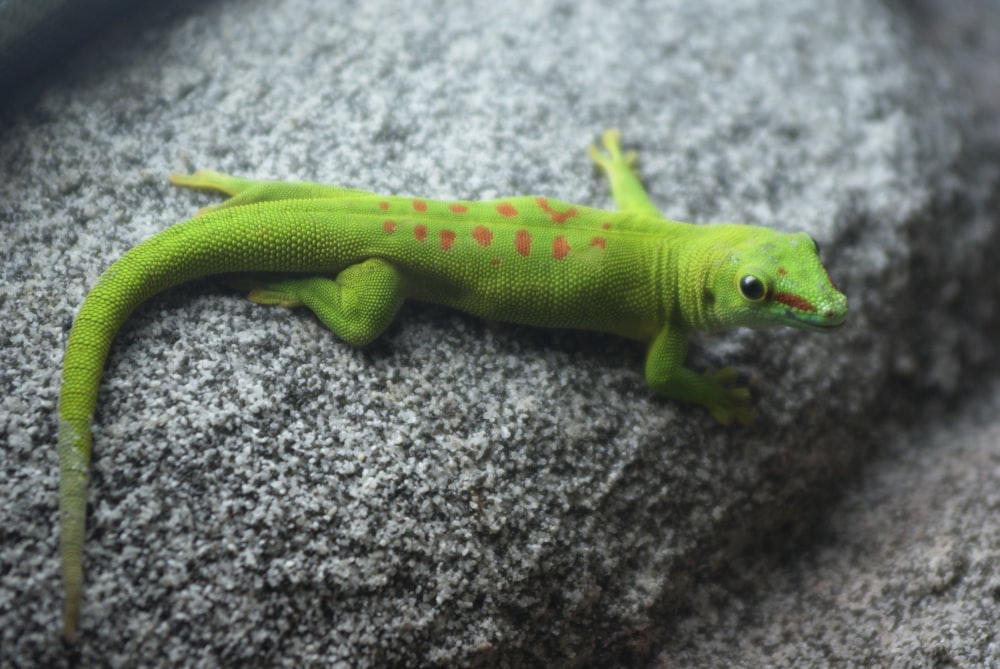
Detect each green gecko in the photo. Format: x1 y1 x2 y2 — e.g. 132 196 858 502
56 129 847 639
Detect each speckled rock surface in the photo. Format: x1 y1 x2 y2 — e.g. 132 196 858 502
1 0 997 666
652 1 1000 666
653 382 1000 668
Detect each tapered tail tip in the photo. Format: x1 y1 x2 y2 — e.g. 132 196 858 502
63 600 78 642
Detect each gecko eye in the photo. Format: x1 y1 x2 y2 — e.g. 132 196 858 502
738 275 766 302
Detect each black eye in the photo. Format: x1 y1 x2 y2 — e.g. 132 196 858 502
739 275 766 301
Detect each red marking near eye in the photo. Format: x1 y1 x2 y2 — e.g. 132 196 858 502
591 236 606 250
515 229 532 256
552 236 570 260
440 229 456 251
601 222 612 230
449 203 469 214
382 220 396 233
490 258 501 266
413 200 428 212
379 201 390 211
497 202 518 218
773 292 816 312
414 224 428 242
472 225 493 247
535 197 579 224
777 267 788 276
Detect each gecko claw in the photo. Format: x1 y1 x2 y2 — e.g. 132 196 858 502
704 367 753 426
589 128 640 176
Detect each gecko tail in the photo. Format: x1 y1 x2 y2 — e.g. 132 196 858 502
58 370 97 641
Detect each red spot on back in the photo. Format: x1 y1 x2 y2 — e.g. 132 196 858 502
440 229 456 251
777 267 788 276
449 203 468 214
490 258 501 266
379 201 390 211
552 236 570 260
591 236 606 250
412 200 428 212
496 202 518 218
601 222 612 230
414 224 428 242
535 197 579 224
515 229 532 256
383 220 396 233
472 225 493 247
773 292 816 312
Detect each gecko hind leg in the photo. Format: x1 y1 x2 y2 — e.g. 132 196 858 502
229 259 406 346
169 169 375 216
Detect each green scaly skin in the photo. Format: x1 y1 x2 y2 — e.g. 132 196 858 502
57 130 847 639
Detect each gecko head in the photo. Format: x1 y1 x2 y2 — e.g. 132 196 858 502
701 227 847 333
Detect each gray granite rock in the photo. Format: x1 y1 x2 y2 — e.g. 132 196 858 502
0 0 995 666
653 382 1000 668
651 1 1000 666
